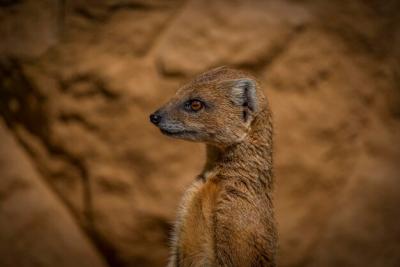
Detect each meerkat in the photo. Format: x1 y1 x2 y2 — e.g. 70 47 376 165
150 66 277 267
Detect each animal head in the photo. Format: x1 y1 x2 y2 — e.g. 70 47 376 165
150 67 265 147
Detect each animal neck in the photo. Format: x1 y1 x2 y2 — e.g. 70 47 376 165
202 107 273 190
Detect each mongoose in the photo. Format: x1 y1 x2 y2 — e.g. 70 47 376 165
150 66 277 267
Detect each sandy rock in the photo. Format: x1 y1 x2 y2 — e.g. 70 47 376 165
157 0 310 76
0 0 59 59
0 120 107 267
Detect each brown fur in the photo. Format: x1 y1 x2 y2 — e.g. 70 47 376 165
150 67 277 267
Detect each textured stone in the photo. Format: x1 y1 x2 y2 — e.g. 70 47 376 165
157 0 310 76
0 0 59 58
0 121 107 267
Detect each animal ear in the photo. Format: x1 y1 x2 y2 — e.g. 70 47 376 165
228 78 258 113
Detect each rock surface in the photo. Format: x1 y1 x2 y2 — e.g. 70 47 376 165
0 120 107 267
1 0 400 267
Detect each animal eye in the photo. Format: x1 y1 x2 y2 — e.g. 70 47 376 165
185 99 204 112
191 100 203 111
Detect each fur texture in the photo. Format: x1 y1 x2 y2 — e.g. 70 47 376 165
151 66 277 267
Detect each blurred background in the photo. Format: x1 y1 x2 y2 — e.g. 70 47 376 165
1 0 400 267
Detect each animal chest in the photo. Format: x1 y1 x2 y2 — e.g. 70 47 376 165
176 179 220 266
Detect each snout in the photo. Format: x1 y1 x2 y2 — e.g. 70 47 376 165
149 112 162 126
149 108 189 137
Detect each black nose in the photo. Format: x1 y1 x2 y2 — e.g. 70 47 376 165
150 113 162 125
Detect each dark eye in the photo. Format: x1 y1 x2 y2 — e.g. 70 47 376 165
185 99 204 112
